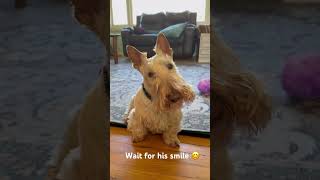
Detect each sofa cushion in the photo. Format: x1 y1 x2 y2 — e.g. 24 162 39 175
166 11 190 26
140 12 166 32
159 22 187 38
129 34 157 46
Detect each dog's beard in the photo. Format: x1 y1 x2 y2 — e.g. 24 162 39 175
154 78 195 111
176 83 195 103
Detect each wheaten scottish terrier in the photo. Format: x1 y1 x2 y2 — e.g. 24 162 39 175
124 33 195 147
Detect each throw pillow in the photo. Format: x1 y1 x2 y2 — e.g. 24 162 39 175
133 26 146 34
159 22 187 38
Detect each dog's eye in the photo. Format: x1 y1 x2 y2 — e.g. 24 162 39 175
148 72 155 78
167 63 173 70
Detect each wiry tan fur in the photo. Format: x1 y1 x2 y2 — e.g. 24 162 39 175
124 33 195 147
212 28 272 180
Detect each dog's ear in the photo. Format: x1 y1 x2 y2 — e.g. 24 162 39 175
126 45 145 69
154 33 173 56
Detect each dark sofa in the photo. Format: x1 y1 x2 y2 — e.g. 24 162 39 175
121 11 200 58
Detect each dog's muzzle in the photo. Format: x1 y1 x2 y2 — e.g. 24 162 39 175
166 93 181 103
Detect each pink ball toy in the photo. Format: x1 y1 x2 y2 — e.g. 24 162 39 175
282 54 320 100
197 78 210 96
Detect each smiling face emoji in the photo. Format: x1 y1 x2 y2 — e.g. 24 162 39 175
191 152 200 160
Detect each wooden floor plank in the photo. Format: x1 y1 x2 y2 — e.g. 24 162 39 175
110 127 210 180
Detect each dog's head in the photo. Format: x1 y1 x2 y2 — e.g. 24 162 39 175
126 33 195 111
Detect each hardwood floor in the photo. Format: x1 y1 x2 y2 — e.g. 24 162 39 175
110 127 210 180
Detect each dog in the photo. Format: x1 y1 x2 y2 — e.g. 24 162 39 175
212 29 272 180
124 33 195 147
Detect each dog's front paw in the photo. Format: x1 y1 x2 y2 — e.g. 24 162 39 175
132 135 145 143
163 135 180 147
123 116 129 125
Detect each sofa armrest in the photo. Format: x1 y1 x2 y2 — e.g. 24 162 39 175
182 25 200 57
121 28 133 56
121 28 133 40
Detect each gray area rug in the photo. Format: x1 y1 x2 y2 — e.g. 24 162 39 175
216 7 320 179
110 60 210 132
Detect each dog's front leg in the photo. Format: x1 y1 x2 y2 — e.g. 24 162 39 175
127 109 147 142
162 114 181 147
163 128 180 147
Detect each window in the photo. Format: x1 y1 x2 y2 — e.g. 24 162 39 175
132 0 206 25
111 0 128 25
111 0 208 27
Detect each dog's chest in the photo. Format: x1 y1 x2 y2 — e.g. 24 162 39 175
143 110 172 133
134 90 181 133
